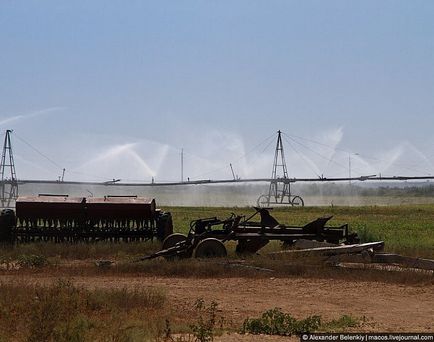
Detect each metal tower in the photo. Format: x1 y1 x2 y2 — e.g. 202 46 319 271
257 130 304 207
268 130 290 203
0 130 18 208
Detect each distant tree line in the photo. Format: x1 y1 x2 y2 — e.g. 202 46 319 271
295 183 434 197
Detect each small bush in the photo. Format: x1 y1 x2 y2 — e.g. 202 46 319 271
356 225 378 243
16 254 48 268
241 308 359 336
241 308 320 336
293 315 322 334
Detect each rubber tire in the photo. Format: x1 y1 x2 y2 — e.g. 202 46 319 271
161 233 187 250
194 238 227 258
291 196 304 207
156 212 174 241
0 209 15 243
256 195 270 208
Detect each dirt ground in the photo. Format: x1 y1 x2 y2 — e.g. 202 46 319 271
0 272 432 341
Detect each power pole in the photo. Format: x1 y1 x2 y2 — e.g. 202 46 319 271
0 130 18 208
230 163 236 180
348 153 359 186
181 148 184 182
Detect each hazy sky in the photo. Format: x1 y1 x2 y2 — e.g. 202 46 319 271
1 1 434 182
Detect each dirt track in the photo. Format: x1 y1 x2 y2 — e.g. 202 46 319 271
1 273 432 338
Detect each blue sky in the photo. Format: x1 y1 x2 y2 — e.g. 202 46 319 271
1 1 434 182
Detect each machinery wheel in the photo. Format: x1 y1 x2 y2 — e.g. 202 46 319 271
162 233 187 250
257 195 270 208
156 212 174 241
291 196 304 207
0 209 16 243
194 238 227 258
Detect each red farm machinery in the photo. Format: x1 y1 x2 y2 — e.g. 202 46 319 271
0 195 173 243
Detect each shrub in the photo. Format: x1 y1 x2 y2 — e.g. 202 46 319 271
356 225 378 243
241 308 320 336
16 254 48 268
241 308 359 336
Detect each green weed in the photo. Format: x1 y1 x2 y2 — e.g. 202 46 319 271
163 298 224 342
356 225 378 243
189 299 219 342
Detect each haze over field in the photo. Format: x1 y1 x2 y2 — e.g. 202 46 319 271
1 1 434 183
13 182 434 207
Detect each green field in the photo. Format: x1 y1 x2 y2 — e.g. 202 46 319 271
164 205 434 259
1 205 433 261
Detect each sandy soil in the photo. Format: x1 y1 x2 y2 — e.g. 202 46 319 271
1 273 432 340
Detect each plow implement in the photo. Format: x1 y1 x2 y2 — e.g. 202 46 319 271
140 207 359 260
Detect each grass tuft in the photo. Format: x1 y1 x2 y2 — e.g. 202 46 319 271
16 254 48 268
322 314 360 331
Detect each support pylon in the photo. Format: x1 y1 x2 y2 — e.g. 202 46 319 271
257 130 304 207
267 130 290 204
0 130 18 208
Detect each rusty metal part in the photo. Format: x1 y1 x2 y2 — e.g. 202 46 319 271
86 196 156 220
16 195 85 220
1 195 172 243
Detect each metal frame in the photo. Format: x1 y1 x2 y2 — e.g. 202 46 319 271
141 208 358 260
0 130 18 209
257 130 304 207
